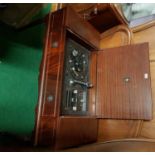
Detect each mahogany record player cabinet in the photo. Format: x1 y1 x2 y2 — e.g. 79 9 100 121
34 7 153 150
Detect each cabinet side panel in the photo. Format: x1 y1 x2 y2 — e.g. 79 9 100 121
98 25 141 142
42 10 66 116
55 117 98 150
65 7 100 49
35 9 66 145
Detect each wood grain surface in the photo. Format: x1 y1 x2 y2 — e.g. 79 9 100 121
54 117 98 150
96 43 152 120
64 139 155 152
35 9 66 147
35 7 99 149
97 25 142 142
65 6 100 49
62 4 127 33
132 23 155 139
35 6 155 149
100 25 133 49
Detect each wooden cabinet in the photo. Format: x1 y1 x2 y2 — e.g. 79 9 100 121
96 43 152 120
61 3 128 33
34 7 153 150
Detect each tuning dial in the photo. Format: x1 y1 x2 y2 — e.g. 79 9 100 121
61 39 89 115
72 49 78 57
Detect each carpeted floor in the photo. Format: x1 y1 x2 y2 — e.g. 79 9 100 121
0 15 46 137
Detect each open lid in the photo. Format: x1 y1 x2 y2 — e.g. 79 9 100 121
96 42 152 120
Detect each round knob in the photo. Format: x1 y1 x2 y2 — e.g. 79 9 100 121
73 90 78 94
72 49 78 57
47 95 54 102
52 41 58 48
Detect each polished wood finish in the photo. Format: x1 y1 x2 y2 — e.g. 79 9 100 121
35 6 153 150
109 4 128 25
98 15 155 143
87 4 126 33
61 4 128 33
96 43 152 120
65 7 100 49
64 139 155 152
98 25 142 142
132 23 155 139
100 25 133 49
35 7 99 150
88 52 97 115
67 3 96 13
35 9 66 147
55 117 98 150
98 119 141 142
86 4 127 33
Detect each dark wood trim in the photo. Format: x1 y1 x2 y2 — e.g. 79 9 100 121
34 12 52 146
34 6 100 150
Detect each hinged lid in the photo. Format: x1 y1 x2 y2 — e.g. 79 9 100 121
96 42 152 120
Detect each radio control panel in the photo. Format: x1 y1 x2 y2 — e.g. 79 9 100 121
61 38 91 115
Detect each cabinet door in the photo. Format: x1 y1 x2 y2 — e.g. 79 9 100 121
96 42 152 120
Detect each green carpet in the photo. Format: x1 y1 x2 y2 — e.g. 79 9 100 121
0 19 46 136
0 40 42 135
